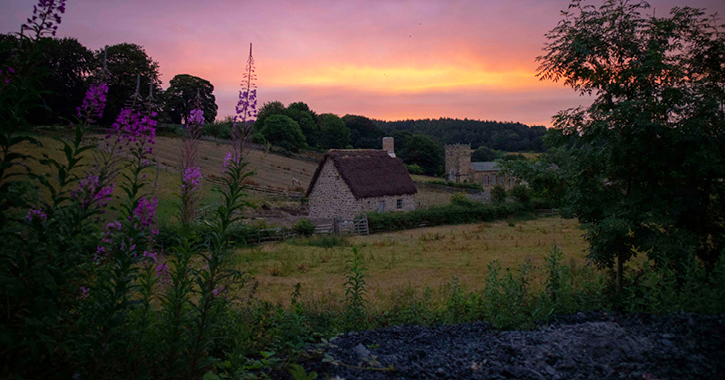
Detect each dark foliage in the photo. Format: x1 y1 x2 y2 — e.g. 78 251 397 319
368 201 532 233
97 43 162 125
538 0 725 286
343 114 386 149
164 74 217 124
374 118 547 152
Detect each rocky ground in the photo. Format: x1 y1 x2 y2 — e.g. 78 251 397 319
297 312 724 380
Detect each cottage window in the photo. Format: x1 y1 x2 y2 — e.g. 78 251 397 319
397 199 403 209
484 175 489 186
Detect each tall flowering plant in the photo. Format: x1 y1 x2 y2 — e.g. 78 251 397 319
178 106 204 227
232 43 257 159
0 0 67 229
159 47 257 378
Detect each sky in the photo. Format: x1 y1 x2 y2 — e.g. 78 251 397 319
2 0 724 127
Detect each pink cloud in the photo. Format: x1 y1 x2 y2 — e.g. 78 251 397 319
1 0 723 126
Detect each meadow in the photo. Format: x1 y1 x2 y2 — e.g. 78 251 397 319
235 216 588 311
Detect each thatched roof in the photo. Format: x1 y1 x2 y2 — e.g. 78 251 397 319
306 150 418 199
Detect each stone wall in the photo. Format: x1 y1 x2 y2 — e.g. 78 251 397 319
308 161 359 219
358 193 415 214
444 144 472 183
471 170 517 189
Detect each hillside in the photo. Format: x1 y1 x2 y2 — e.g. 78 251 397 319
152 136 319 191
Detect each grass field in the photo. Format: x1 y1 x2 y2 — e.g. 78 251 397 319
233 216 590 313
152 136 319 191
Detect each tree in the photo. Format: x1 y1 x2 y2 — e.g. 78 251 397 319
29 37 95 125
164 74 217 124
319 113 350 149
490 185 507 203
497 145 568 206
538 1 725 290
255 101 285 131
343 114 385 149
398 134 444 177
98 43 162 125
261 114 306 153
0 36 94 125
471 145 499 162
285 101 320 148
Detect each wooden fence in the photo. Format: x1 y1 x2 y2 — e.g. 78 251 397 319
537 209 560 217
313 215 369 236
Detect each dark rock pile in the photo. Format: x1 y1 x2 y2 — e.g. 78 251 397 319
300 312 724 380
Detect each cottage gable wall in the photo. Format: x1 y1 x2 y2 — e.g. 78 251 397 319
308 161 359 219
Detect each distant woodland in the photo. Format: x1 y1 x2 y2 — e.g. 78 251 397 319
374 118 547 152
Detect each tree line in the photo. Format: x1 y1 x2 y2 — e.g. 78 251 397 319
374 118 548 152
0 35 217 127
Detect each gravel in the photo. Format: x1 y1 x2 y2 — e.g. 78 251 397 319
295 312 725 380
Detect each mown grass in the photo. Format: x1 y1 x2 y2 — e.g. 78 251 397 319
8 134 305 226
235 216 591 312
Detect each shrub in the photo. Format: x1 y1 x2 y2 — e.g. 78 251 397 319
450 193 473 206
405 164 425 175
427 180 483 191
292 218 315 237
511 184 530 203
202 119 233 139
367 201 532 233
490 185 507 203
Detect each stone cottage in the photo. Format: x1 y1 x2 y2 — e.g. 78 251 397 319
306 144 417 220
445 143 517 189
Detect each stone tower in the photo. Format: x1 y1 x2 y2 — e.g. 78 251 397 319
445 144 471 183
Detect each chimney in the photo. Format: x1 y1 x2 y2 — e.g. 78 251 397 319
383 137 395 158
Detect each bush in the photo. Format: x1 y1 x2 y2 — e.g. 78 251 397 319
511 184 530 203
427 180 483 191
202 119 233 139
405 164 425 175
491 185 507 203
450 193 473 206
292 218 315 237
367 201 532 233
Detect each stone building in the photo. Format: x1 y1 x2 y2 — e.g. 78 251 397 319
445 144 516 189
306 145 417 220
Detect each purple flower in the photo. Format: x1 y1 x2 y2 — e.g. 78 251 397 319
182 166 202 193
26 207 47 222
223 152 241 173
143 250 158 264
133 197 157 229
156 262 171 284
188 108 205 127
80 286 89 298
232 43 257 155
72 174 113 208
76 83 108 121
108 108 157 157
93 183 114 207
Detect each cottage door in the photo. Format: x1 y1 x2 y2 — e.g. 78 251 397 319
377 200 385 213
449 169 455 181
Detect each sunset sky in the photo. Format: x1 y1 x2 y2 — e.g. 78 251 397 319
2 0 724 126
